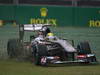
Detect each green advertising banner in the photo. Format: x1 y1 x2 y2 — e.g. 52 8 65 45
0 5 100 27
0 5 15 20
15 5 73 26
74 7 100 27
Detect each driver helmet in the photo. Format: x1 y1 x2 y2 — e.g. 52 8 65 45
47 33 56 41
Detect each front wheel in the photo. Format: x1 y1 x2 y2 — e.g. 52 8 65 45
32 44 48 66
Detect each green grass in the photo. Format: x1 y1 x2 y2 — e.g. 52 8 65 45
0 60 100 75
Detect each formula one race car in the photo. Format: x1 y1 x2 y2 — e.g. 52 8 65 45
32 38 97 66
7 24 97 66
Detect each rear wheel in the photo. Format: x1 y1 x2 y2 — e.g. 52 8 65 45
7 39 23 59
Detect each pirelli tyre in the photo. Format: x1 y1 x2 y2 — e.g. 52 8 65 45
77 41 91 54
33 44 48 65
7 39 23 59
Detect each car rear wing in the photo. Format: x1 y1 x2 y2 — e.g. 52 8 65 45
19 24 52 41
19 24 52 31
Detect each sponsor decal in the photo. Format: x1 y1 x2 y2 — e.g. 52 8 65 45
89 20 100 27
40 8 48 17
30 8 57 26
30 18 57 26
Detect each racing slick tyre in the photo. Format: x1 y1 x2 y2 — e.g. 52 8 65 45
77 41 91 54
7 38 23 59
33 44 48 65
34 52 41 65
